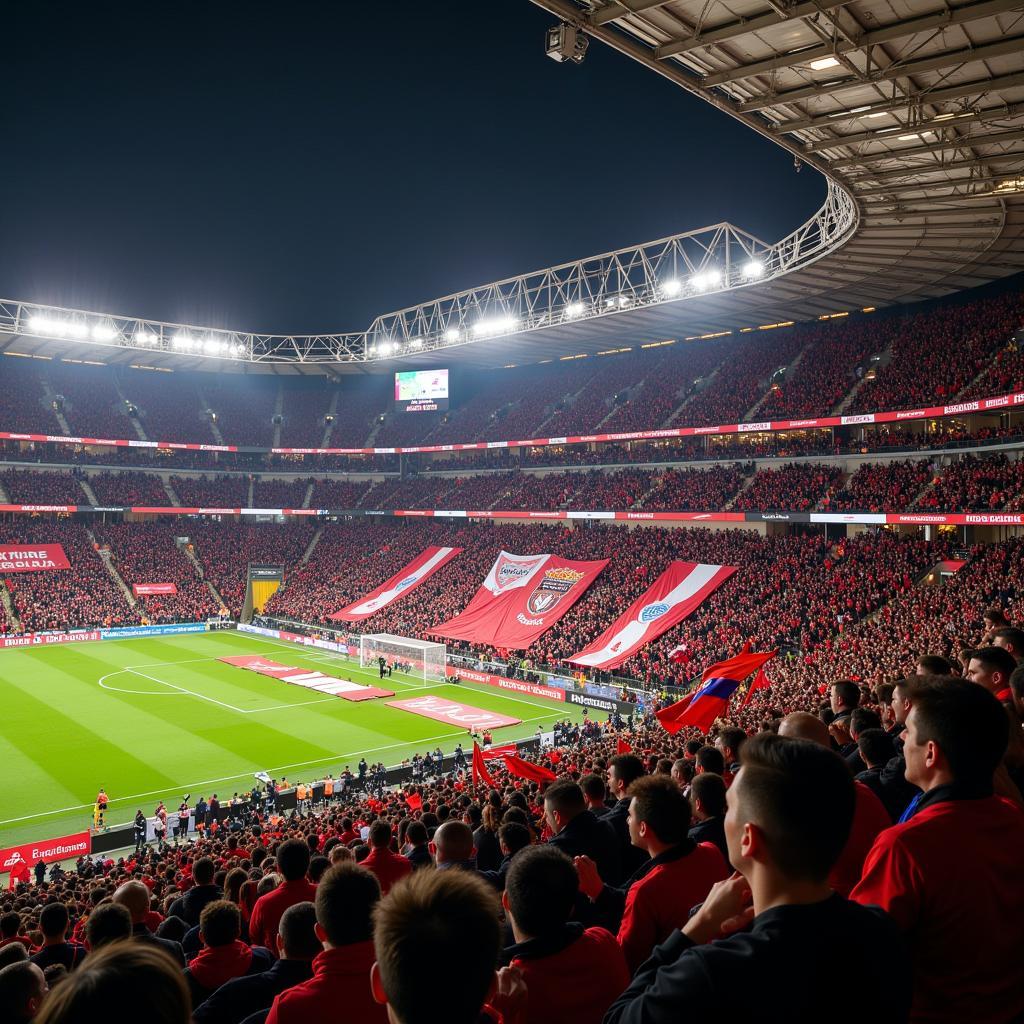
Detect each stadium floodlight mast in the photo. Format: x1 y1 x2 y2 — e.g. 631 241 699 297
1 181 856 366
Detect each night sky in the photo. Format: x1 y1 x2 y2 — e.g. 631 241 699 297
0 2 824 335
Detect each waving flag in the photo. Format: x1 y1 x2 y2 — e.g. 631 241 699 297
657 648 776 734
329 546 462 621
432 551 608 649
740 666 773 709
567 562 736 670
502 754 557 784
668 642 691 665
472 742 496 790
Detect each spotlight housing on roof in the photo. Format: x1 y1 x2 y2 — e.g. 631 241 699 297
471 316 520 338
444 328 461 343
742 260 765 280
564 301 586 319
691 269 722 292
661 279 682 297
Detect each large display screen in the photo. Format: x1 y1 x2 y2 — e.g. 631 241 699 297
395 369 449 413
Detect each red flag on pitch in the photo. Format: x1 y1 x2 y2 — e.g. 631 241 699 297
657 648 776 735
616 738 633 754
472 743 496 790
740 666 772 709
502 754 557 784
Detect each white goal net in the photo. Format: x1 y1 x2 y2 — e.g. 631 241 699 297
359 633 447 685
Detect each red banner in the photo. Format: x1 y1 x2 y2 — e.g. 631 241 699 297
132 582 178 596
568 561 737 670
0 545 70 573
431 550 608 649
2 831 91 880
218 655 393 701
386 695 522 730
329 546 462 621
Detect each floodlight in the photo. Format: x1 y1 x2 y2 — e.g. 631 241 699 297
65 322 90 339
565 302 585 319
203 338 222 355
135 330 158 346
692 270 722 292
471 316 519 338
742 260 765 280
409 338 424 349
444 328 461 343
662 279 682 297
809 56 840 71
173 332 194 350
91 323 117 342
28 315 53 334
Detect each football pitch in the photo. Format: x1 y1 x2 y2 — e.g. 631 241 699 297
0 630 583 850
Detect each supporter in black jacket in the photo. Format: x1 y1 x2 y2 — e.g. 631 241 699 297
168 856 222 927
113 881 186 967
544 781 620 885
687 773 731 868
604 734 910 1024
193 902 318 1024
600 755 649 883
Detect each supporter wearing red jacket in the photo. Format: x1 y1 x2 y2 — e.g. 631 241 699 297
267 863 387 1024
852 678 1024 1023
361 821 413 894
778 712 890 895
185 900 272 1007
577 775 729 972
248 840 317 954
502 845 628 1024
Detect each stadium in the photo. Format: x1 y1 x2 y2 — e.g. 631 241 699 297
0 2 1022 1023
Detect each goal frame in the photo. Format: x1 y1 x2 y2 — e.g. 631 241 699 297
358 633 447 685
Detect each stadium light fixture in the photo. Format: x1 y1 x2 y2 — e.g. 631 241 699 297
28 315 56 335
444 328 461 343
409 337 424 349
808 56 840 71
230 343 243 357
378 341 394 357
471 315 519 338
662 279 682 297
64 321 90 339
135 330 159 346
91 323 117 342
202 337 223 355
564 301 586 319
742 260 765 280
691 269 722 292
172 332 195 351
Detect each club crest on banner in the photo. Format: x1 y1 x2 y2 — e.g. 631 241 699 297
494 553 545 591
526 567 586 616
640 602 669 622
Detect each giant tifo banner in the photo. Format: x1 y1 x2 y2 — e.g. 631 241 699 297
2 831 91 881
386 694 521 730
431 551 608 649
0 545 70 573
329 546 462 622
132 582 177 596
569 561 737 670
219 655 394 701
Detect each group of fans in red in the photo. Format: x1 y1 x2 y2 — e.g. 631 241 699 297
0 597 1022 1024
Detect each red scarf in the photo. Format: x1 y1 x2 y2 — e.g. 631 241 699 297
188 940 254 990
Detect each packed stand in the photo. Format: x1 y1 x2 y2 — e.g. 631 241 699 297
88 471 172 507
732 463 843 512
170 475 250 509
46 363 133 440
824 460 932 513
120 368 217 445
0 469 87 505
643 464 751 511
251 478 313 509
95 522 219 623
203 378 278 448
306 478 375 508
0 519 137 631
277 380 338 449
1 358 62 435
916 454 1024 512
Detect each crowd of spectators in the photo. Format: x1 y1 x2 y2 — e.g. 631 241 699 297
170 477 250 509
850 291 1024 414
825 460 932 513
1 358 62 435
95 523 220 624
202 378 278 448
89 472 172 507
1 469 88 505
47 363 134 441
913 454 1024 512
250 479 313 510
0 519 137 632
120 368 219 446
732 463 843 512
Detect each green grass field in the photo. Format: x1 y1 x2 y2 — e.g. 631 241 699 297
0 630 583 850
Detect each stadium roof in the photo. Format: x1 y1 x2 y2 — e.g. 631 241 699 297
1 0 1021 373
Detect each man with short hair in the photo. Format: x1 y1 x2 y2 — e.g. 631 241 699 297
915 654 955 676
580 773 608 814
371 868 521 1024
29 903 85 972
268 865 388 1024
844 707 882 774
0 912 26 950
694 746 725 778
777 712 890 896
84 903 132 950
186 900 272 1006
478 822 531 893
194 901 318 1024
168 856 221 927
502 846 629 1024
544 780 620 884
967 645 1018 704
852 678 1024 1023
992 626 1024 662
362 821 413 892
604 734 909 1024
601 754 648 881
687 773 730 867
714 728 745 774
112 880 186 965
249 839 317 953
403 821 433 870
577 775 729 972
0 960 47 1023
853 728 904 822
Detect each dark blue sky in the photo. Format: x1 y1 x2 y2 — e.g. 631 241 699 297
0 1 824 334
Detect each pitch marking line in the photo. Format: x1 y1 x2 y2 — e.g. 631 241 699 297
0 712 558 827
